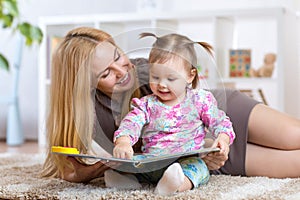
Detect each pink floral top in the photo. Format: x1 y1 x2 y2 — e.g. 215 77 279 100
114 88 235 155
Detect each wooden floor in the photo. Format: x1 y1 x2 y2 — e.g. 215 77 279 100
0 140 44 153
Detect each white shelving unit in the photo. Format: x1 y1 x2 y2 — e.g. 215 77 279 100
38 7 299 146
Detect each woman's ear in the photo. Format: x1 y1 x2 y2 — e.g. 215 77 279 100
187 68 197 84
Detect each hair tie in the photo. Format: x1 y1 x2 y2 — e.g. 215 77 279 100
139 32 158 40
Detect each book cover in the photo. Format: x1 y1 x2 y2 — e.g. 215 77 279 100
52 147 220 172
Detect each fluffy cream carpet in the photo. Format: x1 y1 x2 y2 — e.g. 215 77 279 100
1 153 300 200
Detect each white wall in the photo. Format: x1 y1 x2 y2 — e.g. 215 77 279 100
0 0 136 140
0 0 299 140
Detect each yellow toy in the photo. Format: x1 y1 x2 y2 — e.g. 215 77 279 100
51 146 80 154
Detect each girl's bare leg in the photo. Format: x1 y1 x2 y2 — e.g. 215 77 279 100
246 104 300 177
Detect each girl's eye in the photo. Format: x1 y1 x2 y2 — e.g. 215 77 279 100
168 78 176 81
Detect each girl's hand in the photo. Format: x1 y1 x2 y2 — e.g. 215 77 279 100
113 143 134 159
202 133 230 170
61 156 110 183
113 136 134 159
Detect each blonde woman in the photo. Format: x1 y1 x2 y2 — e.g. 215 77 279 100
42 28 140 181
42 27 300 184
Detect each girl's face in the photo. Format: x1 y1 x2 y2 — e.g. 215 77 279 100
149 58 196 106
93 42 135 98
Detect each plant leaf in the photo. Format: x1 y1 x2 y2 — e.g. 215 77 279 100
2 0 19 17
17 22 31 45
17 22 30 35
30 25 43 43
0 53 9 71
1 13 13 28
17 22 43 45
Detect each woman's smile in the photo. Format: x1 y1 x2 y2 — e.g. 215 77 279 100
117 72 131 86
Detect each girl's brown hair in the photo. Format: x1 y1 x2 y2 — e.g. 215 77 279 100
140 32 213 88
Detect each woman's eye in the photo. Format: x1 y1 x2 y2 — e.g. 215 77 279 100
151 76 159 80
114 49 121 62
101 69 110 78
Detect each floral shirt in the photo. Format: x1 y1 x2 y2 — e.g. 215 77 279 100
114 88 235 155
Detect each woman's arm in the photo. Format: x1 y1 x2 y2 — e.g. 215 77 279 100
61 157 110 183
202 151 228 170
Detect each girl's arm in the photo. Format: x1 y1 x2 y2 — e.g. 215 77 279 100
113 97 150 159
198 90 234 170
200 91 235 144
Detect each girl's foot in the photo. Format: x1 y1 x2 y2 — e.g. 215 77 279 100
154 163 184 195
104 169 142 189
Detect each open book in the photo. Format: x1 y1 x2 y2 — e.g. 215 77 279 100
52 146 220 171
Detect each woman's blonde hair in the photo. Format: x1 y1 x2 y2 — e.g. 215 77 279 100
140 32 213 88
41 27 122 178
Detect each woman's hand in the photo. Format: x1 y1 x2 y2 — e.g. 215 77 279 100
61 156 110 183
202 134 230 170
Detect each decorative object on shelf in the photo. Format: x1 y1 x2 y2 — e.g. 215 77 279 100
239 89 268 105
229 49 251 77
218 83 268 105
249 53 276 77
196 64 209 79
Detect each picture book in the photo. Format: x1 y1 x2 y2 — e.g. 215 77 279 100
52 146 220 170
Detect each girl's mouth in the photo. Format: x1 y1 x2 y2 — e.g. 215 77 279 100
158 90 170 95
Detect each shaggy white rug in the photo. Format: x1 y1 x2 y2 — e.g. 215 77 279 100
0 152 300 200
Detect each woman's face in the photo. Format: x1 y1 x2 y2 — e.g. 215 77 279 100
93 42 135 98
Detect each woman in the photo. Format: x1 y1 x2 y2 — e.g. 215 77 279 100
41 27 300 183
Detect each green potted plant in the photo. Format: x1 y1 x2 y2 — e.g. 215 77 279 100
0 0 43 145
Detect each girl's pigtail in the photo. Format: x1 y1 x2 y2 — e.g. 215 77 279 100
196 42 214 57
139 32 158 39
